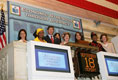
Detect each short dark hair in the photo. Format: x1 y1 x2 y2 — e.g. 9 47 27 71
100 33 108 42
54 33 61 39
18 29 27 40
47 26 54 30
54 33 61 44
91 32 97 39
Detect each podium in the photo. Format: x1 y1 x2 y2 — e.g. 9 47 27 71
0 41 27 80
97 52 118 80
0 41 75 80
1 41 113 80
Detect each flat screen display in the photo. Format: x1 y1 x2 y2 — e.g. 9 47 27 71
105 56 118 76
35 45 70 73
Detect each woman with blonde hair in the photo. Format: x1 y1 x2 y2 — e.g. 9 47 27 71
100 33 116 53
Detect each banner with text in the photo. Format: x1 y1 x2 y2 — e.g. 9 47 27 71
8 1 83 42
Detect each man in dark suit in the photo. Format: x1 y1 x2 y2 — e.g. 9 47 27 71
44 26 58 44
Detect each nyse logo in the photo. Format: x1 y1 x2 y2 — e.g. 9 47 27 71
73 20 81 29
10 5 21 16
12 7 19 13
58 0 118 18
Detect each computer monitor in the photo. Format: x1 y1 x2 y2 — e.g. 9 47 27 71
27 41 74 80
97 52 118 80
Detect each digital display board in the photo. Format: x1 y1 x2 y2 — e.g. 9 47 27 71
74 52 99 77
79 53 99 73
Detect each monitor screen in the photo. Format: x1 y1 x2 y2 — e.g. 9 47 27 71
105 56 118 76
35 45 70 73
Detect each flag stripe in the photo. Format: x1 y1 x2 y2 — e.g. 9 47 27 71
58 0 118 18
3 33 7 45
86 0 118 11
0 36 4 48
107 0 118 4
0 43 2 50
0 8 7 51
1 35 6 47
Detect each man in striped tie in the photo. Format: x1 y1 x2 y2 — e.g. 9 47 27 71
0 5 6 50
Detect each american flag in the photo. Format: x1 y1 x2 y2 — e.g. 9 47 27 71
0 8 6 50
58 0 118 18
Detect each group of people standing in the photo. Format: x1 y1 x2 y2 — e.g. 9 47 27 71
17 26 116 53
89 32 116 53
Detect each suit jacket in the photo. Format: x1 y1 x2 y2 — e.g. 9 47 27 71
44 35 60 44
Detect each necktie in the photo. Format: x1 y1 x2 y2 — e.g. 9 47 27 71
51 36 54 43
